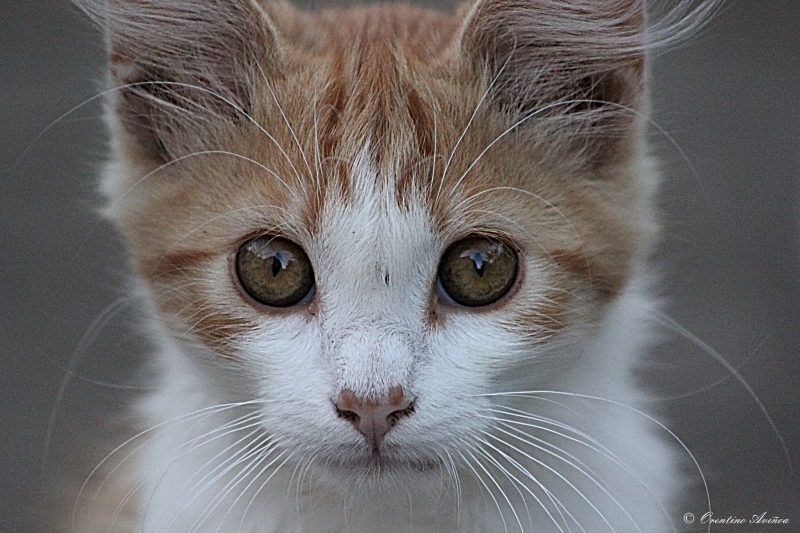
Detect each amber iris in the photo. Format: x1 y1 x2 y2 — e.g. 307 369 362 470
236 236 314 307
438 237 518 307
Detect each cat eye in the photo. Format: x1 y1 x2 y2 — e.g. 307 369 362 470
236 236 315 307
438 237 518 307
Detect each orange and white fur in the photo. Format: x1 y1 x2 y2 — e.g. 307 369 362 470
71 0 714 531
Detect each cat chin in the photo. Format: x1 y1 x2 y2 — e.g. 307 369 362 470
316 449 446 486
334 452 440 473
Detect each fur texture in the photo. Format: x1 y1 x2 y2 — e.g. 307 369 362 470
68 0 717 531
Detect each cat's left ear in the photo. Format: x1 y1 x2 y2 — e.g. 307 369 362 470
455 0 647 163
93 0 284 161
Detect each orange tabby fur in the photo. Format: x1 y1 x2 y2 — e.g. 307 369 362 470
64 0 706 530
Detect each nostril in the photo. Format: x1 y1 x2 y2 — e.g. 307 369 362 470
387 402 414 427
335 404 360 424
334 388 414 449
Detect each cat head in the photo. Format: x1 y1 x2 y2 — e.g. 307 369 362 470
87 0 672 484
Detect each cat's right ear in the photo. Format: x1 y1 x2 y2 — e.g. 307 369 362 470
79 0 284 162
454 0 648 165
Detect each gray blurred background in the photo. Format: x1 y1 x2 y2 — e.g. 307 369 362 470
1 0 798 531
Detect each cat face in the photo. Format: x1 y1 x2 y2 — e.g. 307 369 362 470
97 0 654 485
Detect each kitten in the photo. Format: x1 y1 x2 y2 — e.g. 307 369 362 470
69 0 715 531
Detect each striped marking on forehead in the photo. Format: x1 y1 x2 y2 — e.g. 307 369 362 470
303 27 440 201
324 144 431 224
315 146 437 304
322 147 418 244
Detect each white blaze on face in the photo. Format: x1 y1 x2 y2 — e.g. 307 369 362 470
314 149 438 400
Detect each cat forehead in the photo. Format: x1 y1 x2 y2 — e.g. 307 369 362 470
210 80 523 247
320 149 422 234
241 132 522 253
235 5 494 204
310 151 440 322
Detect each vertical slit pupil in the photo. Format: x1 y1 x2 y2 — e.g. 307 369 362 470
438 237 518 307
271 253 284 277
237 236 315 308
471 252 486 277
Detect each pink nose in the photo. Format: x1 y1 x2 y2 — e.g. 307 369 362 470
335 387 414 449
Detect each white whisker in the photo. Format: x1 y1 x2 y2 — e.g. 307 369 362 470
44 296 134 474
473 443 536 533
103 409 265 533
474 433 574 533
481 390 712 529
112 150 291 211
443 449 463 531
463 445 520 533
152 421 266 531
481 428 630 533
237 451 295 532
72 400 266 531
435 52 514 206
653 311 792 471
123 80 307 194
187 439 278 533
217 445 294 533
255 60 314 182
457 449 510 533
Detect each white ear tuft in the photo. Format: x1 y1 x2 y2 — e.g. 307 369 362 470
457 0 646 159
78 0 284 161
455 0 718 164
